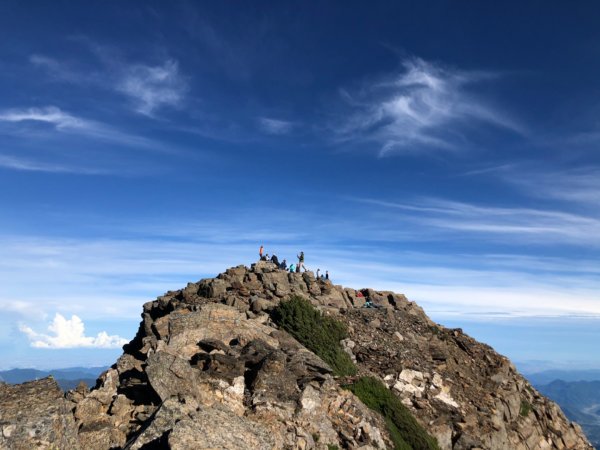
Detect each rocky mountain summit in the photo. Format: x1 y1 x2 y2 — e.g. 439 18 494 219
0 261 593 449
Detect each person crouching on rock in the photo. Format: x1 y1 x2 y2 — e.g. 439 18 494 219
289 263 296 273
271 254 280 266
280 259 287 270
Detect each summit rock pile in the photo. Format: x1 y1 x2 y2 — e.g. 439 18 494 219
0 261 593 449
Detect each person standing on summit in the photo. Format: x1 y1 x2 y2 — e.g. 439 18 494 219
259 245 264 260
297 251 305 271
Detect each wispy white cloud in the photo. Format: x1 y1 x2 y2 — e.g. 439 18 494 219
0 154 105 174
338 57 523 156
116 60 187 116
459 163 600 208
0 105 165 151
30 54 61 69
355 196 600 246
0 106 89 130
29 54 84 84
31 49 188 117
0 300 47 321
459 163 515 177
258 117 294 135
2 215 599 324
502 167 600 206
19 313 127 349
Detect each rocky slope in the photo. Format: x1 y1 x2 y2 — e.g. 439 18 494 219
0 261 593 449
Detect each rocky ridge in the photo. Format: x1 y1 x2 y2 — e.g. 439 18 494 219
0 261 593 449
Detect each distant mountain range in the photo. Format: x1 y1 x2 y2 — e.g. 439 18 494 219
525 369 600 385
529 372 600 449
0 366 107 391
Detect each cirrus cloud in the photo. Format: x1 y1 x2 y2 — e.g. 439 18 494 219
116 60 187 116
338 57 524 156
258 117 294 135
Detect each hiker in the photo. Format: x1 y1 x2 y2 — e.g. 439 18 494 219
259 245 264 259
262 253 269 262
289 263 296 273
271 254 280 266
295 263 300 273
363 299 381 309
297 251 305 271
280 259 287 270
325 270 329 280
316 268 320 279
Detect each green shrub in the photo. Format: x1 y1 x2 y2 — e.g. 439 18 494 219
345 377 440 450
327 445 340 450
271 295 357 376
520 400 531 417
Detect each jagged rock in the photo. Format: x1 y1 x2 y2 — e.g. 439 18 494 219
0 377 81 450
168 405 275 450
342 304 593 450
125 397 197 449
1 263 593 450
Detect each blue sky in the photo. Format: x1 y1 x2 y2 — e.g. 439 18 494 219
1 1 600 371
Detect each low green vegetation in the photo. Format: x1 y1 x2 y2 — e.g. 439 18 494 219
272 297 438 449
345 377 440 450
520 400 532 417
271 295 357 376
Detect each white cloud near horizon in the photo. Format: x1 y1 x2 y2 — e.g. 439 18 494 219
116 60 187 116
2 224 600 322
258 117 294 135
338 57 523 156
19 313 128 349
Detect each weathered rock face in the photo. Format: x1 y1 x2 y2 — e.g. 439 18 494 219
2 261 593 449
68 265 390 450
0 377 80 450
340 308 592 450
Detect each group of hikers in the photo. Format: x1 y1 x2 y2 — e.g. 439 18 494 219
257 245 387 308
258 245 329 280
